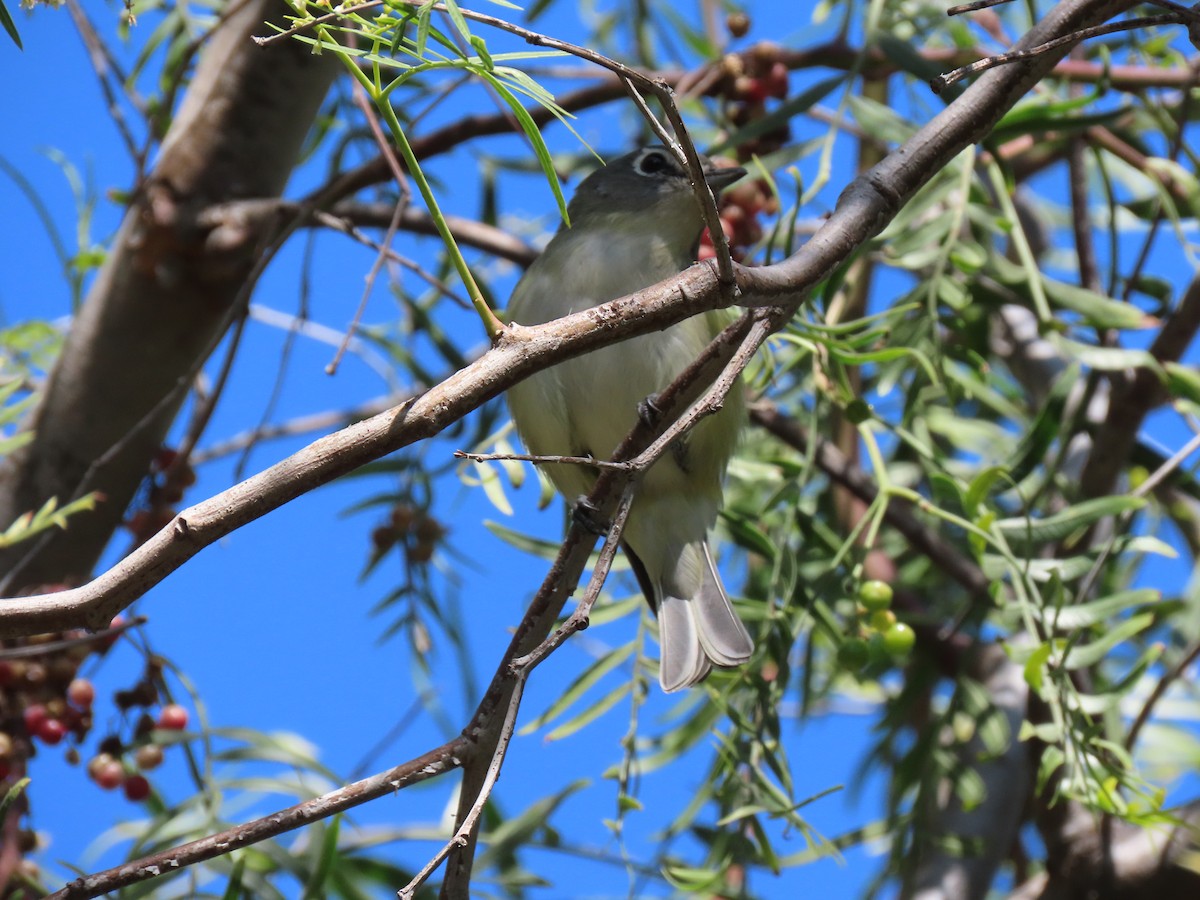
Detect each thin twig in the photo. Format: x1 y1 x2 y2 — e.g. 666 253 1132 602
328 82 413 376
310 208 471 308
454 450 635 471
948 0 1016 14
1124 638 1200 752
65 0 143 167
510 486 636 671
0 615 145 661
933 15 1183 92
397 673 527 899
49 736 468 899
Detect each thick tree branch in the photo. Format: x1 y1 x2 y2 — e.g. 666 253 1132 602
1079 274 1200 498
0 0 339 590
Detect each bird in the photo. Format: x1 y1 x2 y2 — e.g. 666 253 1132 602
505 146 754 692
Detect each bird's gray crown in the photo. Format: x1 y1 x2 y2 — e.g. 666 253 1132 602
566 147 745 225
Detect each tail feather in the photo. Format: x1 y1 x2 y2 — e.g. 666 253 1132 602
654 541 753 692
658 593 712 692
693 543 754 667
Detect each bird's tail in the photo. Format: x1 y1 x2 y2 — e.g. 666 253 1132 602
654 541 754 693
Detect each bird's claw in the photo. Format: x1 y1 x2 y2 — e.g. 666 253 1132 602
638 392 664 427
571 496 608 535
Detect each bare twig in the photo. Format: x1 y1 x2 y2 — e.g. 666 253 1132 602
455 450 636 472
0 615 145 660
327 82 413 376
49 738 468 900
933 15 1182 92
398 677 526 899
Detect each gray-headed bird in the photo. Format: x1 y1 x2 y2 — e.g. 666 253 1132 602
506 146 754 692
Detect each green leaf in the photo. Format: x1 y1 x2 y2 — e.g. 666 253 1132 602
477 70 569 226
469 459 513 516
963 466 1009 518
1022 641 1054 693
544 682 631 741
986 256 1151 330
0 777 29 822
994 495 1146 547
441 0 473 41
1052 336 1160 372
1062 613 1154 669
1034 588 1159 630
468 33 493 70
722 510 776 560
520 644 634 734
0 0 21 50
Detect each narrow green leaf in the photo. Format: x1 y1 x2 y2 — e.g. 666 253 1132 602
964 466 1009 518
1062 613 1154 670
468 34 493 70
415 0 433 56
544 682 631 741
1036 588 1159 630
0 777 29 822
521 644 635 734
302 816 341 899
994 496 1146 546
1019 720 1063 744
441 0 473 40
478 70 569 225
1023 641 1053 693
0 1 22 50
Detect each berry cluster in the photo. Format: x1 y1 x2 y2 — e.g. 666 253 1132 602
836 580 916 674
85 702 187 801
371 504 447 565
0 621 189 805
125 446 196 546
720 39 791 160
698 176 780 263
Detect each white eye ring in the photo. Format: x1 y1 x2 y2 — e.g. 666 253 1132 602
635 150 672 176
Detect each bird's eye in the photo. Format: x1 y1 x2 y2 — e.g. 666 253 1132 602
636 151 671 175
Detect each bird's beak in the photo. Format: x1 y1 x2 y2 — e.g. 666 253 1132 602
703 162 747 191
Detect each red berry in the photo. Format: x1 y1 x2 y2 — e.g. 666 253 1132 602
67 678 95 709
734 74 768 103
0 760 12 781
123 773 151 801
157 704 188 731
765 61 789 99
95 760 124 790
22 704 48 734
151 448 178 473
36 719 66 745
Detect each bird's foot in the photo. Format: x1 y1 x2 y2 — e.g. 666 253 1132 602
637 392 664 427
570 496 609 535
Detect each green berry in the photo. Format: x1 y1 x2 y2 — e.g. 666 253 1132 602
837 638 870 672
868 609 896 632
844 399 873 425
883 623 916 657
858 580 893 612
